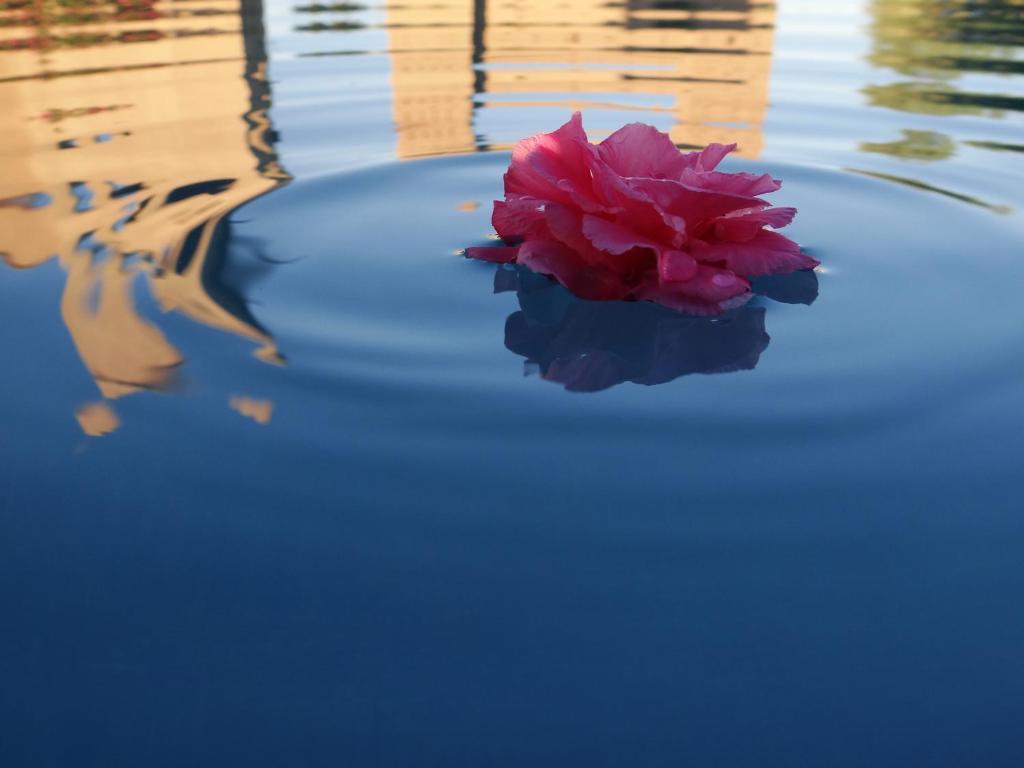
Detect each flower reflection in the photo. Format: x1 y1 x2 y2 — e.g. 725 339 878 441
496 265 818 393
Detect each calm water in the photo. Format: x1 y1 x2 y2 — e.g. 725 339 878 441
2 1 1024 764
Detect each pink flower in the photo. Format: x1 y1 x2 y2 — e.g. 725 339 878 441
466 112 818 315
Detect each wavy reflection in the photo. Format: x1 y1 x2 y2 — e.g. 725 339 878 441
376 0 778 159
0 0 289 435
860 0 1021 210
847 168 1011 214
864 82 1024 117
963 139 1024 154
860 129 956 162
496 266 817 393
866 0 1024 118
869 0 1024 78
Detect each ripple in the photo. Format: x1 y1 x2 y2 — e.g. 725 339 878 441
228 151 1024 447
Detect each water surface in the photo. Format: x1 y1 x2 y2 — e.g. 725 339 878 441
2 1 1024 765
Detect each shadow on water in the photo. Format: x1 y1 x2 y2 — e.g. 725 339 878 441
496 265 817 393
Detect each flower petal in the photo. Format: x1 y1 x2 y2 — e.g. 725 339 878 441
517 237 632 301
549 205 651 275
680 142 736 173
465 245 519 263
681 169 781 197
581 214 660 255
713 207 797 242
693 230 819 276
585 163 687 246
544 202 591 255
493 197 545 240
657 249 698 283
505 112 596 207
752 206 797 229
635 264 751 315
597 123 686 179
629 177 767 231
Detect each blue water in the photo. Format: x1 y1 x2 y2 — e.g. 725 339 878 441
2 0 1024 765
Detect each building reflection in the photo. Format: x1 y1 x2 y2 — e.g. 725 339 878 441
375 0 778 159
0 0 288 434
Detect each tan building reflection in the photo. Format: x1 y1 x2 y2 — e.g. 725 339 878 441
385 0 777 158
0 0 288 434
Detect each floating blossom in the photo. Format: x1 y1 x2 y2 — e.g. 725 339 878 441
466 112 818 315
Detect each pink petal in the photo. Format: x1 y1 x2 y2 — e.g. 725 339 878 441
584 163 687 246
681 169 781 197
580 214 660 255
547 205 649 274
505 112 597 207
544 202 591 255
680 142 736 173
517 238 631 301
492 197 545 240
629 177 767 231
635 264 751 315
752 206 797 229
465 245 520 263
597 122 686 179
657 249 698 283
572 145 690 243
713 207 797 242
712 217 763 243
693 230 819 276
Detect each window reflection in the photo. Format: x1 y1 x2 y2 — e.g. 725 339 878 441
381 0 779 158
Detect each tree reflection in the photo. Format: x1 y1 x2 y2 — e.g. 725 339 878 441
865 0 1022 117
860 129 956 161
868 0 1022 78
860 0 1019 205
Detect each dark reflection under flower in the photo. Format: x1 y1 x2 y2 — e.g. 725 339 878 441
495 265 817 393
